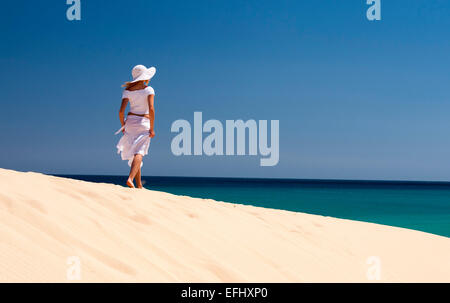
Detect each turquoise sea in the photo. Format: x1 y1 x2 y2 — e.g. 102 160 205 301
60 176 450 238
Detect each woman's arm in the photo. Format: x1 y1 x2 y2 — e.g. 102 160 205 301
119 98 129 132
148 94 155 138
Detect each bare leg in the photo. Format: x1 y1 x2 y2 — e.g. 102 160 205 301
136 167 143 189
127 154 143 188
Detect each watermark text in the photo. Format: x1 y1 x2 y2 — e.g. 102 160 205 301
171 112 279 166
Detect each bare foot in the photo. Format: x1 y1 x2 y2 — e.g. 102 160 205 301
126 179 135 188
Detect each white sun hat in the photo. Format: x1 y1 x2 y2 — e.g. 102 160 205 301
127 65 156 84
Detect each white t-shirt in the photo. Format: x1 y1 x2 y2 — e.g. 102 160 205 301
122 86 155 115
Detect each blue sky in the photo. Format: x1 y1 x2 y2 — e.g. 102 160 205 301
1 0 450 180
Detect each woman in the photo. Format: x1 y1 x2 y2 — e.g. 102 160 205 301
116 65 156 188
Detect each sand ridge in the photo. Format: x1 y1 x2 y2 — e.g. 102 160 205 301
0 168 449 282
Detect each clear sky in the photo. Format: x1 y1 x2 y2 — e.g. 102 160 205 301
1 1 450 180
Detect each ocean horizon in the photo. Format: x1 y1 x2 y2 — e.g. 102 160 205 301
56 175 450 238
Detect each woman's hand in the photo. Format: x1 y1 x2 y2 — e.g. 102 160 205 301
149 129 155 138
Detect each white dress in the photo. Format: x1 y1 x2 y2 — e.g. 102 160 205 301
116 86 155 167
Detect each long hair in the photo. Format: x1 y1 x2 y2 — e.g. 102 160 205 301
122 80 149 90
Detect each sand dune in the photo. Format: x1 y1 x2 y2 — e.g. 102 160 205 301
0 168 449 282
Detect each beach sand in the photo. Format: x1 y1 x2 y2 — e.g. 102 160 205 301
0 168 449 282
